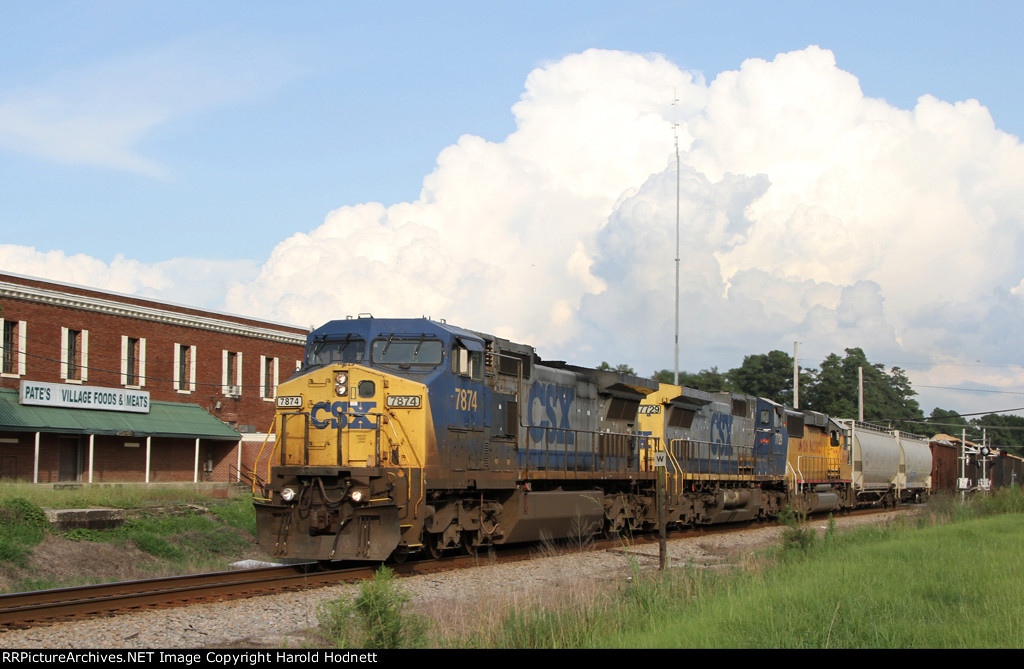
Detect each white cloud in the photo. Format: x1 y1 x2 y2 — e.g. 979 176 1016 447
222 46 1024 412
224 49 702 348
0 245 258 309
9 46 1024 416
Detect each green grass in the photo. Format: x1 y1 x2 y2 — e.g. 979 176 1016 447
437 489 1024 649
612 514 1024 648
0 498 48 567
0 486 260 590
0 481 233 509
63 499 256 567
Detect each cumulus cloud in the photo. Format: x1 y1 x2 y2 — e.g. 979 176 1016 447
225 49 703 346
0 244 258 309
9 46 1024 414
228 47 1024 390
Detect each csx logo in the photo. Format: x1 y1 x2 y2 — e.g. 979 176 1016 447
709 413 733 456
310 401 377 429
528 382 575 445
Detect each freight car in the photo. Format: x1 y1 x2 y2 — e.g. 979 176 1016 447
929 434 1023 493
842 422 931 505
991 452 1024 489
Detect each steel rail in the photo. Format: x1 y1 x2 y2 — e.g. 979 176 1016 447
0 564 373 626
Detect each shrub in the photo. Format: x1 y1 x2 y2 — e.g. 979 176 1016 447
317 566 429 649
779 506 817 554
0 498 47 566
0 498 47 531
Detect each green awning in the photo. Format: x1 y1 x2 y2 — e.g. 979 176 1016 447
0 389 240 440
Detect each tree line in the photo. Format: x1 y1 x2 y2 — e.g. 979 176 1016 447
601 347 1024 454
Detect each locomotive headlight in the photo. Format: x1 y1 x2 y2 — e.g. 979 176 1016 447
335 372 348 397
335 372 348 385
350 489 364 503
335 384 347 397
280 487 297 502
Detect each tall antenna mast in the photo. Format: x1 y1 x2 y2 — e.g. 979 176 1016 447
673 91 681 385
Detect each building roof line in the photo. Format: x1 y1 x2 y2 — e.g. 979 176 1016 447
0 276 307 345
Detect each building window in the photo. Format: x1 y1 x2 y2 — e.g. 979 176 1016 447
222 350 242 397
61 328 88 382
121 336 146 387
260 355 278 400
1 320 26 377
174 343 196 393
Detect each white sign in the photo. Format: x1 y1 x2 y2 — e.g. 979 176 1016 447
19 381 151 414
654 451 667 468
276 395 303 408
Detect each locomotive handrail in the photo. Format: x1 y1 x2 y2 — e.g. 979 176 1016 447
525 425 644 475
662 443 684 496
791 455 842 491
278 412 310 467
665 437 760 481
377 409 426 521
253 417 277 500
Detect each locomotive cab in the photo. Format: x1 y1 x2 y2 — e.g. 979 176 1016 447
255 318 469 561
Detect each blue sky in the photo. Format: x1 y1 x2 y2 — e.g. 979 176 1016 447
3 1 1024 420
3 1 1020 262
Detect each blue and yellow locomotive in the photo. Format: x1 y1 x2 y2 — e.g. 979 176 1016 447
636 384 790 527
254 316 664 561
254 316 826 562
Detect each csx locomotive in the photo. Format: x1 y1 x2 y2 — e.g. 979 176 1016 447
252 316 955 562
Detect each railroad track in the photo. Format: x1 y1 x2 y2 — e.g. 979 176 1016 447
0 564 369 627
0 548 523 628
1 505 898 628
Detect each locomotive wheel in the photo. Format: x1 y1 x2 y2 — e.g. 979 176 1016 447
388 545 410 564
603 513 625 539
461 531 477 556
424 534 444 560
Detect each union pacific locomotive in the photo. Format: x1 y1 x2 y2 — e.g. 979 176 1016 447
252 316 954 562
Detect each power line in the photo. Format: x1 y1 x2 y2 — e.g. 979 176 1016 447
915 384 1024 396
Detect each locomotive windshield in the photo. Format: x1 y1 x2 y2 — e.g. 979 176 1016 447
371 337 444 366
305 336 366 367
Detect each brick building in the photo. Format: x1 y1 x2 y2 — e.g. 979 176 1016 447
0 271 307 484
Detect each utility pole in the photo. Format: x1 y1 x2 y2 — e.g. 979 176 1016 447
858 366 864 421
793 341 799 409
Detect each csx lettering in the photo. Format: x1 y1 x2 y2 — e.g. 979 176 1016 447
709 412 733 457
310 401 377 429
455 389 478 412
528 382 575 445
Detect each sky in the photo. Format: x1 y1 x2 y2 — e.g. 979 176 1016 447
2 1 1024 424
